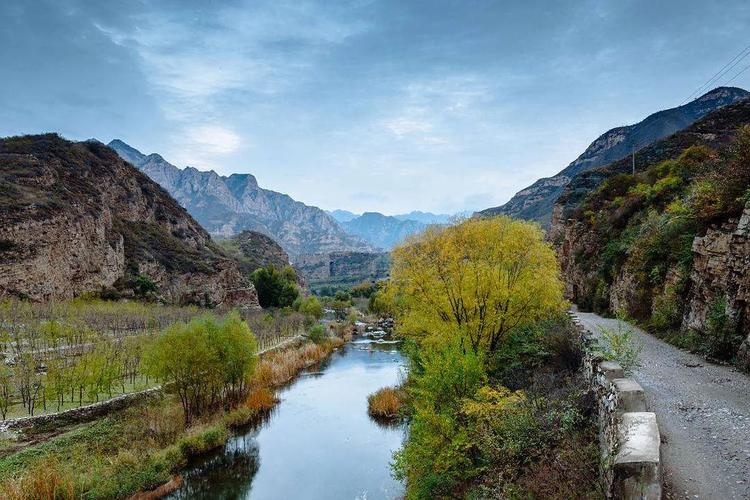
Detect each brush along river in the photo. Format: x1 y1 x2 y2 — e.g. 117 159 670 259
168 331 406 499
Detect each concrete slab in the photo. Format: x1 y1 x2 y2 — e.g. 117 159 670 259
613 378 647 413
616 412 660 465
599 360 624 381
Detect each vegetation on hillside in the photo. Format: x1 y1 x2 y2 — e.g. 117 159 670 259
570 126 750 359
383 217 602 498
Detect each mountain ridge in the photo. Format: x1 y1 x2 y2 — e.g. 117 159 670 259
108 140 373 260
477 86 750 226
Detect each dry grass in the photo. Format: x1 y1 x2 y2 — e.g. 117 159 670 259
244 387 277 412
367 387 404 419
0 457 75 500
254 339 342 388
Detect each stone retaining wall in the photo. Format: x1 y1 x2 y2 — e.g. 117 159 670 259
575 315 662 500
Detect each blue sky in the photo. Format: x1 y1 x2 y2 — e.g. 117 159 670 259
2 0 749 214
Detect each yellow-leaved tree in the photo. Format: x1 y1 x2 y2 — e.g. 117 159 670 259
388 216 566 353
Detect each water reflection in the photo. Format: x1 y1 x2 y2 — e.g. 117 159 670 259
168 336 406 499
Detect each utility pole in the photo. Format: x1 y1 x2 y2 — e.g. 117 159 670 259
632 147 636 175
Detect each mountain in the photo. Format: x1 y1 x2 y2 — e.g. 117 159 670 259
478 87 750 226
0 134 258 307
108 140 373 260
328 209 358 223
393 211 452 224
340 212 427 249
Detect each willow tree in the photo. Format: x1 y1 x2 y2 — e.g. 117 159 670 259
388 216 565 354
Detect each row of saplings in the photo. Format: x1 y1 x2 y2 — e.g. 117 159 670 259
0 310 343 499
368 216 607 499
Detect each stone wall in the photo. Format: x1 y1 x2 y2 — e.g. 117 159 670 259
576 315 662 499
685 206 750 368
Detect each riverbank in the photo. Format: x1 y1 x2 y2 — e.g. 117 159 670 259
168 336 406 499
0 336 345 499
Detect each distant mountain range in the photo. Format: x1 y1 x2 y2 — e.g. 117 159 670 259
328 209 451 225
327 209 451 249
108 140 373 260
339 212 428 250
477 87 750 226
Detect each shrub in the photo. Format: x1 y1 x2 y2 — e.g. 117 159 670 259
367 387 404 419
307 324 327 344
699 296 743 360
177 424 228 457
392 341 486 499
596 315 642 375
295 296 323 320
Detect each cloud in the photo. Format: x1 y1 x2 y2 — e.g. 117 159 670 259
184 125 242 155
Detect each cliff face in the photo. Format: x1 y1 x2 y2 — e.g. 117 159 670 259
108 140 373 260
295 252 390 292
0 134 258 307
480 87 749 227
553 96 750 364
687 208 750 368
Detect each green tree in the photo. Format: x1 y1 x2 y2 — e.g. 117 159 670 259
143 313 257 424
393 341 486 498
250 265 300 308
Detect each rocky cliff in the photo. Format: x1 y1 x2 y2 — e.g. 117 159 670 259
216 230 307 289
0 134 258 307
479 87 749 227
108 140 373 260
295 251 390 292
553 96 750 365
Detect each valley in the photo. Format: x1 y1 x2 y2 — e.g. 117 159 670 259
3 2 750 498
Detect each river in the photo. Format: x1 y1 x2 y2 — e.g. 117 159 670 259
168 335 406 499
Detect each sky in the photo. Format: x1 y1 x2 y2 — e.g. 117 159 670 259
2 0 750 215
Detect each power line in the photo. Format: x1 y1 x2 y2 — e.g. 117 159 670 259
682 42 750 104
724 62 750 85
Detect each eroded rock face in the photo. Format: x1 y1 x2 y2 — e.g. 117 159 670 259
685 207 750 367
0 134 259 308
295 251 390 290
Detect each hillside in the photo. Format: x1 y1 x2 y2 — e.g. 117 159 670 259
552 96 750 367
108 140 373 260
478 87 750 226
340 212 427 249
295 251 390 293
0 134 258 306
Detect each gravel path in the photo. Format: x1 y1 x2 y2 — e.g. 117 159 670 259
575 311 750 500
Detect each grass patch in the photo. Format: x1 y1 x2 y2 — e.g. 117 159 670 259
367 387 404 420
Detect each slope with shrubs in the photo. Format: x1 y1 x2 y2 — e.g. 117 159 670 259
556 114 750 364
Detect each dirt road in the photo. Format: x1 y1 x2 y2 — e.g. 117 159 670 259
575 311 750 499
